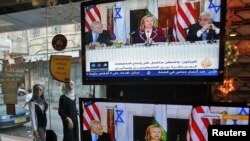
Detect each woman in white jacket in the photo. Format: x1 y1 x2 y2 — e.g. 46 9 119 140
29 84 48 141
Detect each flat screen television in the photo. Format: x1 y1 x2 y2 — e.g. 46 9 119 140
79 98 249 141
81 0 226 84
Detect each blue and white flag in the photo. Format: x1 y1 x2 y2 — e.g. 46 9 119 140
204 0 221 22
114 103 128 141
113 2 127 44
225 107 249 125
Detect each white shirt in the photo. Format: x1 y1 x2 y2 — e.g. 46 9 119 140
26 93 33 102
29 102 45 131
197 28 220 37
145 30 152 38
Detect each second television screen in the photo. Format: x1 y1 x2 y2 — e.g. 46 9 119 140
80 99 249 141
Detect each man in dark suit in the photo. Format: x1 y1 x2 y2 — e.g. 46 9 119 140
186 11 220 42
85 21 112 48
82 120 111 141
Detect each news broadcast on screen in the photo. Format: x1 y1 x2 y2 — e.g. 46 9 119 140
81 0 226 84
80 98 250 141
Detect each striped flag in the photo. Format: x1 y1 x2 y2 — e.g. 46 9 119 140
186 106 213 141
146 0 158 27
83 101 101 130
153 105 167 141
173 0 196 42
85 5 101 32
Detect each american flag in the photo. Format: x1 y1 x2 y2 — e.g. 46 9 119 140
85 5 101 31
83 101 101 130
173 0 196 42
186 106 213 141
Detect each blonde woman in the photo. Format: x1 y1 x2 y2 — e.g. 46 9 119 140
134 15 165 44
145 125 164 141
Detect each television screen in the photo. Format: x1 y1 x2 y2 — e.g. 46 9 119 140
81 0 226 84
79 98 249 141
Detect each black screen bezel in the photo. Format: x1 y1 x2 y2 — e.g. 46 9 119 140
81 0 227 85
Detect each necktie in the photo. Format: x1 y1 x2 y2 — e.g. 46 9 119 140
202 31 207 40
93 34 98 42
94 135 98 141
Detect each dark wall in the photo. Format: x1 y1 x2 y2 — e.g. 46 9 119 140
130 9 146 33
107 84 211 103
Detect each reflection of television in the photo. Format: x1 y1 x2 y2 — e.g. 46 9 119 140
81 0 226 84
79 98 249 141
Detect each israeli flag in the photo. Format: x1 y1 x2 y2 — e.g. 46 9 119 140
204 0 221 22
114 103 128 141
113 2 127 44
226 107 249 125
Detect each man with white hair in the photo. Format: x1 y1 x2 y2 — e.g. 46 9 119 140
85 21 112 48
187 11 220 42
83 120 111 141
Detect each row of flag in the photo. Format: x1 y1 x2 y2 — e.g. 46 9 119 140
84 1 127 43
173 0 221 42
85 0 221 43
83 102 167 141
83 101 249 141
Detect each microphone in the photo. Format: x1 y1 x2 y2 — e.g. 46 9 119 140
207 24 216 43
130 31 135 35
146 30 151 46
146 30 150 37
